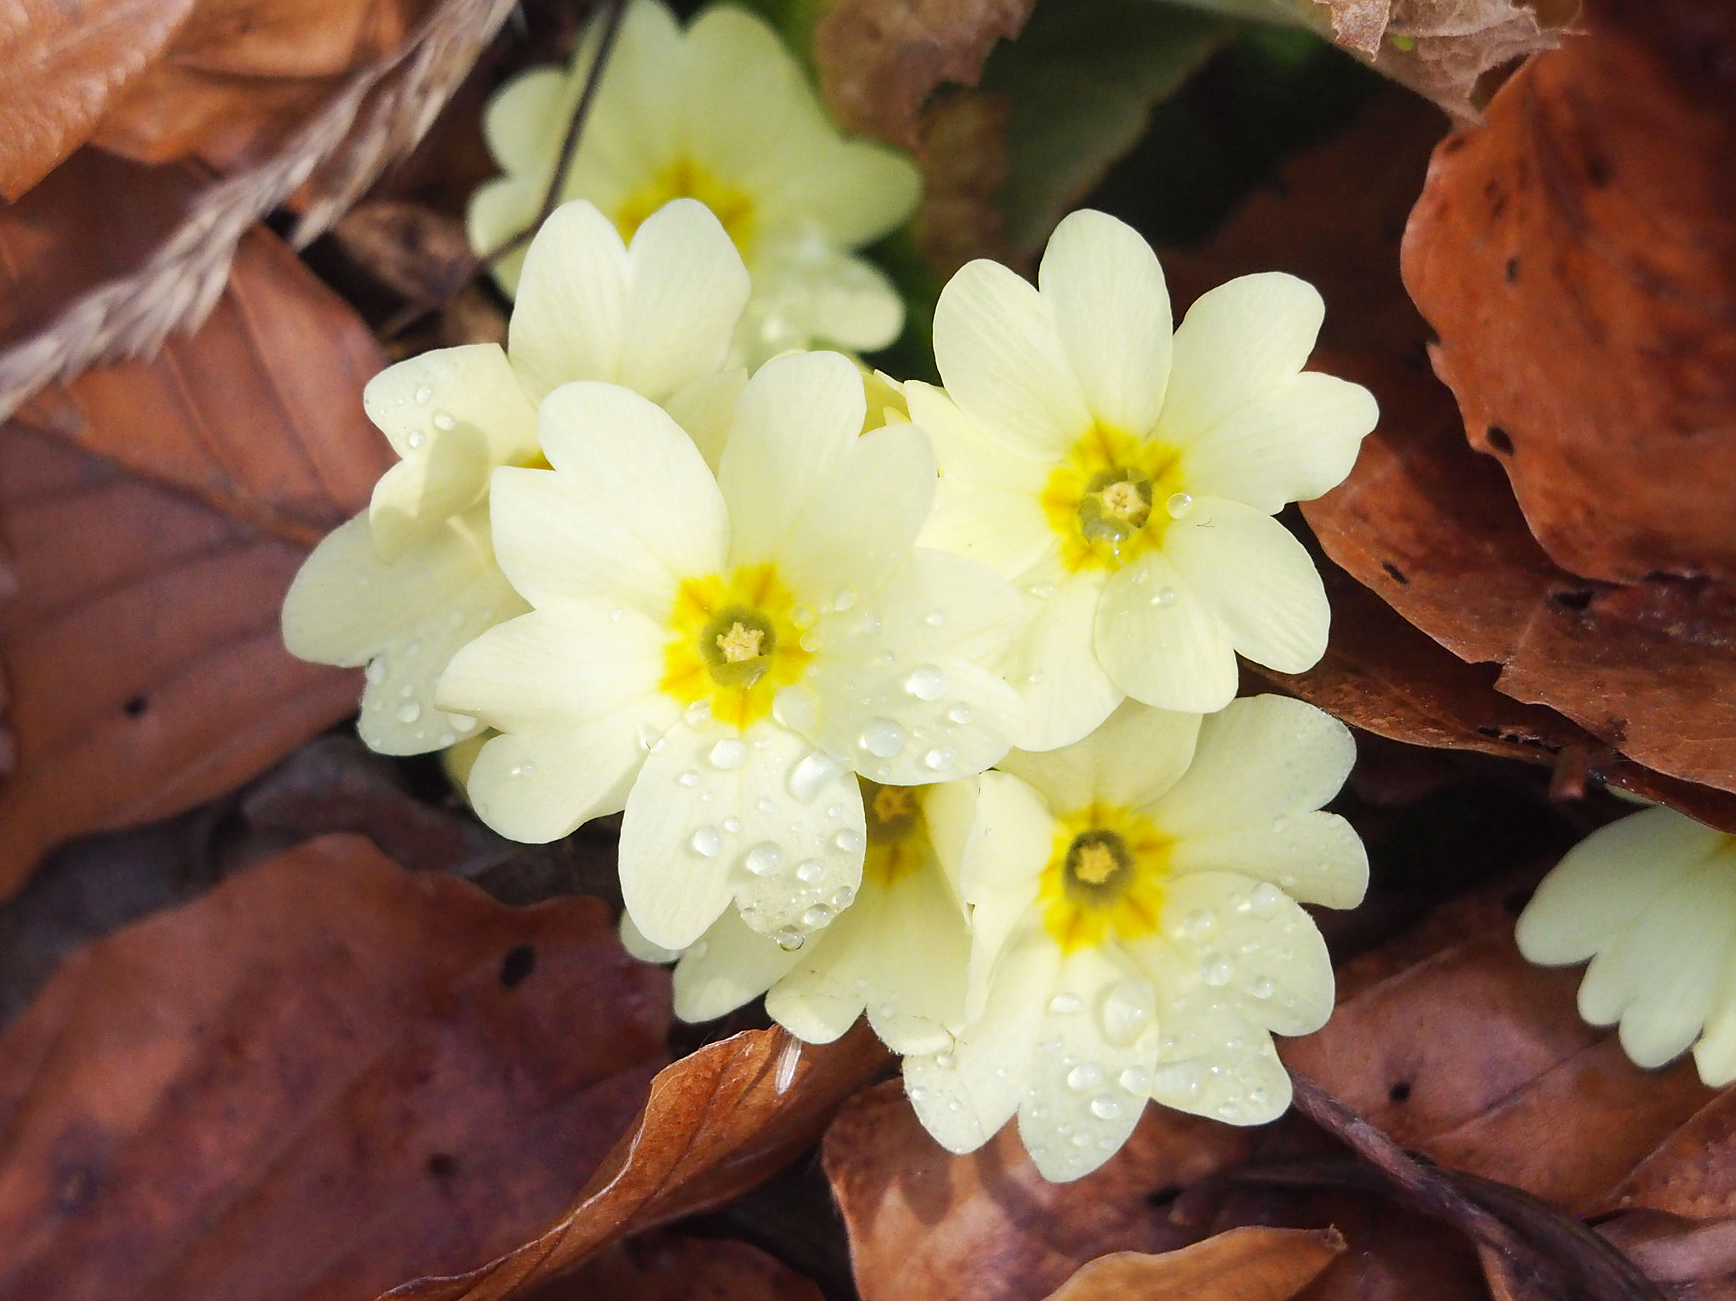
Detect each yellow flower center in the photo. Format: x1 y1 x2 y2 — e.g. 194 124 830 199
1039 802 1172 951
614 157 757 252
1041 424 1186 572
661 564 810 728
861 778 927 887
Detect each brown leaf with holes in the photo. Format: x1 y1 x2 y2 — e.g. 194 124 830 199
0 834 671 1301
1405 0 1736 584
1041 1229 1343 1301
0 224 393 899
387 1023 890 1300
1282 889 1714 1217
821 1079 1258 1301
813 0 1036 145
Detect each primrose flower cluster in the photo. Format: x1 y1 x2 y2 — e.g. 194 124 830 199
285 1 1381 1183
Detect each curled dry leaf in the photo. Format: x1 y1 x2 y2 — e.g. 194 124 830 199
0 0 512 421
547 1232 825 1301
1040 1228 1344 1301
813 0 1036 145
0 225 393 899
1404 0 1736 585
1282 889 1713 1217
0 833 671 1301
822 1080 1258 1301
387 1024 890 1301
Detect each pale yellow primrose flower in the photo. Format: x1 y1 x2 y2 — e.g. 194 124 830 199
913 209 1379 750
623 778 974 1055
470 0 921 365
1518 806 1736 1086
282 198 750 754
434 351 1024 951
905 695 1367 1182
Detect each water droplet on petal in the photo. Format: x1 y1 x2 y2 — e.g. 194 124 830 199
364 659 387 685
746 843 785 875
946 703 973 724
414 385 433 404
796 860 823 883
684 699 713 727
858 613 882 635
433 411 457 431
709 737 747 770
452 714 477 733
1090 1094 1123 1120
396 702 421 724
788 750 843 803
772 686 819 735
860 718 906 758
1048 992 1083 1015
756 797 775 814
690 826 724 857
1119 1065 1152 1093
1027 581 1056 599
1201 953 1234 987
722 817 741 833
1250 882 1284 917
1066 1063 1104 1092
1250 976 1276 1000
934 1052 956 1070
773 927 806 951
637 721 665 751
406 431 426 450
924 611 945 627
831 886 855 908
1177 908 1217 942
923 747 955 772
1166 491 1194 519
679 770 701 787
833 588 858 612
801 904 833 928
1152 1060 1204 1102
835 828 866 853
1101 976 1156 1047
907 1085 928 1103
438 731 457 747
905 665 947 700
1151 587 1178 608
609 607 624 623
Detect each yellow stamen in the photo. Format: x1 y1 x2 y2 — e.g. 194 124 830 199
1072 840 1119 886
716 622 765 663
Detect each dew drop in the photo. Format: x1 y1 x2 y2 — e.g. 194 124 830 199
1048 992 1083 1015
1039 1036 1063 1055
907 1085 928 1103
801 904 833 928
1177 908 1218 942
1027 671 1046 685
723 817 741 833
414 385 433 404
1201 953 1234 987
1066 1063 1104 1092
709 737 747 770
756 797 775 814
433 411 457 431
1250 976 1276 1000
745 843 785 876
1090 1095 1123 1120
438 730 457 746
788 750 843 803
1165 491 1194 519
796 859 824 883
1250 882 1284 918
934 1052 956 1070
406 431 426 450
1101 976 1156 1047
399 682 416 698
905 665 947 700
1152 1060 1204 1102
364 659 387 685
609 607 624 623
773 927 806 952
835 828 867 854
792 604 817 629
1118 1065 1151 1093
923 747 956 771
679 770 701 787
637 721 666 751
924 611 945 627
1027 581 1056 599
1151 587 1178 608
825 803 844 819
860 718 907 758
689 826 724 857
858 613 883 635
833 588 858 611
946 703 973 724
683 699 713 728
831 886 855 908
396 702 421 724
452 714 477 733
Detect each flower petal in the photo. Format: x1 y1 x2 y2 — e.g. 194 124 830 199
680 5 816 198
664 367 747 472
933 258 1091 460
759 136 921 249
616 197 752 400
1000 568 1122 752
804 551 1024 785
283 511 527 755
954 772 1054 1016
1172 811 1368 911
1517 807 1723 966
739 246 906 359
506 202 629 402
1017 945 1157 1182
1148 695 1356 840
619 718 866 950
1155 272 1323 445
776 422 936 602
718 351 864 569
1094 551 1238 714
492 382 728 613
621 912 682 964
1038 209 1172 438
1165 499 1329 675
674 907 803 1022
1181 372 1377 513
904 930 1060 1155
1000 699 1200 816
462 721 647 844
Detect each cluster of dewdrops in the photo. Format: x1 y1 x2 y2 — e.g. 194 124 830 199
284 0 1392 1183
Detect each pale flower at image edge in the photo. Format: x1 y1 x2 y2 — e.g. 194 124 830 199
470 0 921 363
435 349 1025 953
915 208 1379 749
905 695 1368 1182
1518 805 1736 1085
282 197 750 755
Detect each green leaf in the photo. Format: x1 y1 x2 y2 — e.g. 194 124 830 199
982 0 1237 254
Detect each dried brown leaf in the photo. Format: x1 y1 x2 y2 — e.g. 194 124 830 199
822 1079 1257 1301
0 833 671 1301
813 0 1036 145
387 1024 890 1300
0 226 393 898
544 1232 826 1301
1041 1229 1344 1301
1404 0 1736 584
0 0 511 420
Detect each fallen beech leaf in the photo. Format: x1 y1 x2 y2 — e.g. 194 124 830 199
1041 1229 1344 1301
1405 1 1736 585
1301 353 1736 799
0 0 512 419
0 226 393 898
388 1023 890 1300
0 833 670 1301
548 1232 825 1301
822 1079 1257 1301
912 92 1014 280
813 0 1036 145
1283 890 1713 1216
